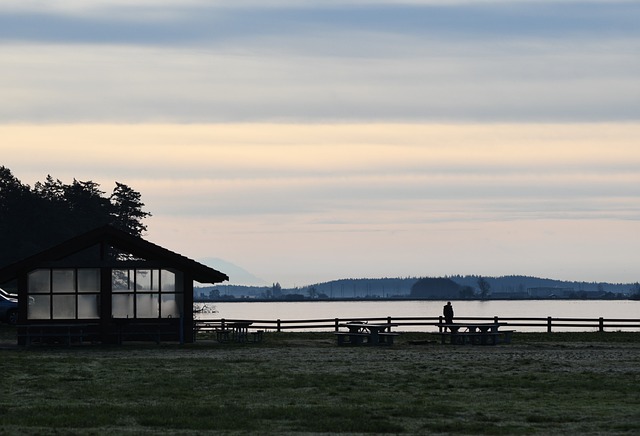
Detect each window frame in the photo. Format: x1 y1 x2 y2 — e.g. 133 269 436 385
111 268 181 319
27 268 101 320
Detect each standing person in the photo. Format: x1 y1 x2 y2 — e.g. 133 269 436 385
443 301 454 330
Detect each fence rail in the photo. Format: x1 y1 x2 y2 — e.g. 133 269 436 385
194 316 640 334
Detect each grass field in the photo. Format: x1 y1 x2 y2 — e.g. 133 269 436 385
1 328 639 435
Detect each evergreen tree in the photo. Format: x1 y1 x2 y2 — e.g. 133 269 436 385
63 179 112 231
477 277 491 300
410 277 461 299
0 167 41 263
110 182 151 235
33 175 65 203
0 166 151 267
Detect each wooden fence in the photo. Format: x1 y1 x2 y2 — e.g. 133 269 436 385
194 316 640 334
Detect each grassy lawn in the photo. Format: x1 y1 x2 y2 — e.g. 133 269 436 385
0 327 639 435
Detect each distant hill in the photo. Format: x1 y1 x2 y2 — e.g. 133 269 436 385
448 275 636 298
199 257 267 286
303 277 418 299
196 275 640 301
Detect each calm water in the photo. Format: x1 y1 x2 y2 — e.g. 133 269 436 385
196 300 640 332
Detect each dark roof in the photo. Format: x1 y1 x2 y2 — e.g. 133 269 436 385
0 225 228 284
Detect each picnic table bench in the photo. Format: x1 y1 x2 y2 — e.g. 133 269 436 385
213 321 263 343
335 322 400 346
431 323 513 346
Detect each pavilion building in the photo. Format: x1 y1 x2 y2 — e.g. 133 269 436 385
0 225 228 345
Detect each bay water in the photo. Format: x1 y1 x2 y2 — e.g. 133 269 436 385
196 299 639 332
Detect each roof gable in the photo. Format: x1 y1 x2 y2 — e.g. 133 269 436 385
0 225 228 284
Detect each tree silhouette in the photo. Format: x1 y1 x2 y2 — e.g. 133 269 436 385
110 182 151 235
0 166 151 267
459 285 475 299
477 277 491 300
410 277 461 299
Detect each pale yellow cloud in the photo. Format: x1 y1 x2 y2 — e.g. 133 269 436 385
4 123 640 177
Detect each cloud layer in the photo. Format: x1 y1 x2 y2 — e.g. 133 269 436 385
1 1 639 122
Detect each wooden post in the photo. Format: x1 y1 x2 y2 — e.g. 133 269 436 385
335 318 339 332
599 317 604 332
438 315 443 333
547 317 552 333
100 267 112 344
277 319 281 332
17 274 28 346
182 273 194 343
494 316 499 324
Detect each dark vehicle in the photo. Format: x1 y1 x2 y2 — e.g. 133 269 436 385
0 288 18 325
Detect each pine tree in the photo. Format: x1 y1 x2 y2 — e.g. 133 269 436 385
110 182 151 237
0 167 152 266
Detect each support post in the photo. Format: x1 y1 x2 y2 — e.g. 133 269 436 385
547 317 552 333
183 274 194 343
599 317 604 332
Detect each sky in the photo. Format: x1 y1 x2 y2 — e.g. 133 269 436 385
2 1 639 287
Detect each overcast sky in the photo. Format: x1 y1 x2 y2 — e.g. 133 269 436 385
2 1 639 286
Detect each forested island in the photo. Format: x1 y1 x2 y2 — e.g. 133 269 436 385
197 275 640 302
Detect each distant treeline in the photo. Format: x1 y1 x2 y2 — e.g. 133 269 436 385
197 275 640 301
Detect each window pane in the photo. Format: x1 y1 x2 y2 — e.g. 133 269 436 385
136 269 156 291
53 295 76 319
112 294 134 318
52 270 75 294
78 295 99 319
112 269 132 292
28 269 50 294
78 269 100 293
136 294 159 318
160 270 176 292
28 295 50 319
161 294 182 318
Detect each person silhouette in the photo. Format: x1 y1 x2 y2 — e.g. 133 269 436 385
443 301 454 330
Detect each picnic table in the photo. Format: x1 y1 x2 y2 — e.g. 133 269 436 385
433 322 513 346
216 321 263 343
335 322 400 346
